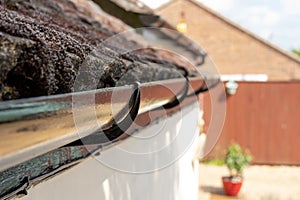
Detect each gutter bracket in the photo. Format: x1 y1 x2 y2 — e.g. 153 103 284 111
66 82 141 146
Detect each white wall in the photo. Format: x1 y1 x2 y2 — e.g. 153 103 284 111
21 103 201 200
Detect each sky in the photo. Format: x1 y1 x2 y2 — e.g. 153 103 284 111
140 0 300 52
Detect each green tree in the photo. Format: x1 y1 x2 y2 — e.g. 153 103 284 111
292 49 300 56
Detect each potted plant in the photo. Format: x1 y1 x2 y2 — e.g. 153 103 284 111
222 143 252 196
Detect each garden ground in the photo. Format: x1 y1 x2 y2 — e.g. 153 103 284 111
198 164 300 200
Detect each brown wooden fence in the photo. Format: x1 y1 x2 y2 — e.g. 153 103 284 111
203 81 300 165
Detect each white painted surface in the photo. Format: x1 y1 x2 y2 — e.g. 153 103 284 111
21 104 203 200
221 74 268 82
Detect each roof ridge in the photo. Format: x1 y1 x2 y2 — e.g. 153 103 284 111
156 0 300 64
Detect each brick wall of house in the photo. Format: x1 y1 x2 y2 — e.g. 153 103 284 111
157 0 300 81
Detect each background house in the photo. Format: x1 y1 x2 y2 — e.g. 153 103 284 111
157 0 300 165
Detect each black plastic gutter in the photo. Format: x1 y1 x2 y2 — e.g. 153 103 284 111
0 76 214 172
0 76 220 199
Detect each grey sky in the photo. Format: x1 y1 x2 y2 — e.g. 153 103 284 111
141 0 300 51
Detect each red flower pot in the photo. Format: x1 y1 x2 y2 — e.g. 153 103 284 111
222 176 243 196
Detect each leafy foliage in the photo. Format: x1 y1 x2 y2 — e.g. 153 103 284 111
202 158 225 166
292 49 300 56
225 143 252 177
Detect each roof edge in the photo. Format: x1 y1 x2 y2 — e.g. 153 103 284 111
156 0 180 12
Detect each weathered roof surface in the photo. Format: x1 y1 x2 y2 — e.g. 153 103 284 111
157 0 300 81
0 0 195 101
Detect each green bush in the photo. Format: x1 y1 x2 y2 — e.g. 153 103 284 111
225 143 252 177
202 157 225 166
